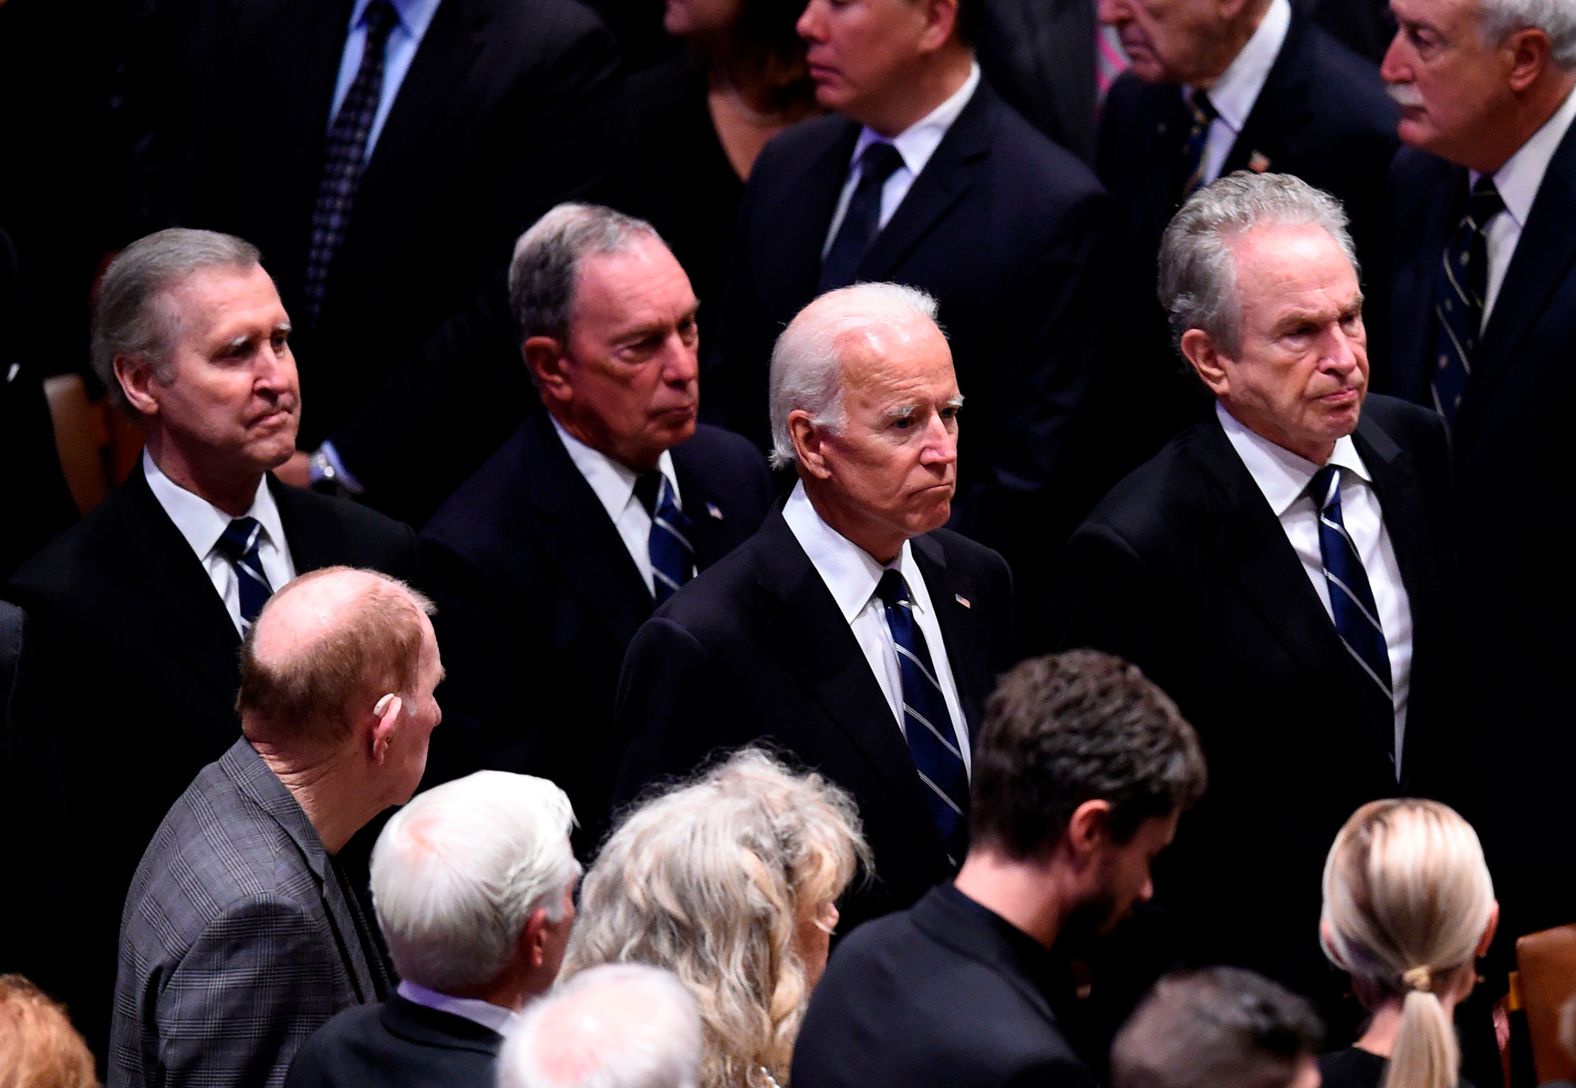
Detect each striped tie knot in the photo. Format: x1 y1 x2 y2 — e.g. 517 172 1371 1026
1431 175 1504 426
216 516 275 628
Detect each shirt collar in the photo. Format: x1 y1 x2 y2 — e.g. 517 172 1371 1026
782 481 927 624
852 61 981 183
143 450 285 562
1188 0 1290 135
349 0 441 39
397 980 517 1035
1477 82 1576 232
1216 402 1371 517
551 416 680 521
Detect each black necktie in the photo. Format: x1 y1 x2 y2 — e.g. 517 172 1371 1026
1310 466 1395 773
819 142 905 293
1432 176 1504 427
635 471 694 605
303 0 399 328
874 569 970 866
1177 89 1217 201
215 516 275 630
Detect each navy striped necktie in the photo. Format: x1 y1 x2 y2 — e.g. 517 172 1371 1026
1432 176 1504 426
875 569 970 867
635 471 694 605
216 516 275 630
1310 466 1394 771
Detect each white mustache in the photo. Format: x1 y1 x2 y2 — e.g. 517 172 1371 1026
1387 83 1424 109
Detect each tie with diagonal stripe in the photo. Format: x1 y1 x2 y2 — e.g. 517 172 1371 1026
635 471 694 606
1177 89 1217 201
1431 176 1504 428
875 569 970 866
302 0 399 329
1309 466 1395 771
216 516 275 630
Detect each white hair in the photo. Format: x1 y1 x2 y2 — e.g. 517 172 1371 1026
767 282 943 469
370 771 579 992
498 964 703 1088
1478 0 1576 67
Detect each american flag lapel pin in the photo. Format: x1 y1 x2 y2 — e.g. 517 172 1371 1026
1249 151 1272 173
707 503 724 520
955 594 972 609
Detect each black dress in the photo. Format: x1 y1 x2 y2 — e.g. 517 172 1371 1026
1319 1046 1476 1088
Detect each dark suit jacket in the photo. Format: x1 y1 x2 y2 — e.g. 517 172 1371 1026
110 739 391 1088
1094 18 1399 474
614 509 1013 929
3 468 417 1062
123 0 621 522
1055 396 1459 1008
791 884 1097 1088
977 0 1098 162
420 416 772 855
1379 128 1576 946
285 993 502 1088
712 81 1110 617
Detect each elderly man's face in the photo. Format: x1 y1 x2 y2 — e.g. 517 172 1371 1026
1193 222 1367 464
806 317 960 562
797 0 941 132
1382 0 1518 168
126 263 300 488
1098 0 1228 84
546 237 700 471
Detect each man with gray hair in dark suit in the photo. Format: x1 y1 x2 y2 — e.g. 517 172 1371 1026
110 566 445 1088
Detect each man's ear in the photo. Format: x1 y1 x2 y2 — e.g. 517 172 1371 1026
520 907 552 968
524 337 571 404
114 355 162 418
1181 329 1230 397
1505 27 1552 93
1065 799 1113 862
369 692 402 764
790 410 833 480
918 0 960 51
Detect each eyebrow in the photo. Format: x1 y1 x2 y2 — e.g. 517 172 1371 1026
883 403 919 423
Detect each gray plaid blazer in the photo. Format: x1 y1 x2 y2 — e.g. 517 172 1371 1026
108 738 391 1087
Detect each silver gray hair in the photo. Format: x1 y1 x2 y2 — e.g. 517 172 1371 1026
91 228 262 409
370 770 580 993
1158 172 1357 358
1478 0 1576 67
498 964 703 1088
767 281 943 469
507 203 663 343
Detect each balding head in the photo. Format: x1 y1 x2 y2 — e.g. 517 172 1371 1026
237 567 437 751
498 964 702 1088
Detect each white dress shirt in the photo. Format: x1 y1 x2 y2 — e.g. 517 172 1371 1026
1189 0 1290 185
553 418 684 598
1218 405 1412 772
822 62 983 254
397 980 518 1035
782 482 971 774
1475 82 1576 325
330 0 444 157
144 452 297 636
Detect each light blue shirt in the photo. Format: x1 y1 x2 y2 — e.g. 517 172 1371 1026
329 0 444 159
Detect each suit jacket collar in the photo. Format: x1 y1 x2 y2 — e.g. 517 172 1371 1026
218 738 391 1002
517 413 655 648
382 993 504 1054
858 81 998 282
1224 14 1317 176
1468 115 1576 430
1191 416 1399 776
1387 154 1462 403
910 885 1067 1029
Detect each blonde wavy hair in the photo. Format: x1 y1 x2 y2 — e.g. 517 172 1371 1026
1320 799 1495 1088
564 749 869 1088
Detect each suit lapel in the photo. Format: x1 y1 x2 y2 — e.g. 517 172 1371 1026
1467 122 1576 432
858 89 991 281
1389 158 1462 403
765 121 860 297
671 443 738 570
119 471 245 710
521 416 656 648
753 514 940 839
1223 18 1313 177
911 534 993 746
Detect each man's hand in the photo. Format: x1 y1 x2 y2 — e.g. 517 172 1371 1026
276 450 312 488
